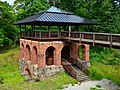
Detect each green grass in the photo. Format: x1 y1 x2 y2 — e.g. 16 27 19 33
0 47 77 90
0 47 25 84
89 46 120 86
0 73 77 90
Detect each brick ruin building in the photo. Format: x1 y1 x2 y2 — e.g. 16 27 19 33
14 6 97 81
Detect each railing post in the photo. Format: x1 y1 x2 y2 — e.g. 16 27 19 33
80 32 81 43
110 35 113 48
108 36 110 42
82 34 84 39
93 34 95 46
69 26 71 42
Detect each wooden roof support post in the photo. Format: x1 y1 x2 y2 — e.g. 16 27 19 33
58 26 60 38
39 26 41 38
20 25 21 36
25 25 26 36
34 25 36 38
32 25 33 37
69 26 71 42
48 26 50 38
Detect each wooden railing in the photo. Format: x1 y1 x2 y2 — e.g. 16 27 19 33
61 58 78 79
61 31 120 48
70 58 90 75
20 31 120 48
20 31 60 38
76 58 90 75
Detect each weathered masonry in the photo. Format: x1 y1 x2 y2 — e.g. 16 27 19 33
14 6 120 81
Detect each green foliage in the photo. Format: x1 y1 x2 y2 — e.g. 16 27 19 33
0 1 18 47
89 46 120 86
0 47 25 84
53 0 120 33
14 0 49 20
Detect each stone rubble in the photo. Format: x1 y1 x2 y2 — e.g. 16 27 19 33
63 78 120 90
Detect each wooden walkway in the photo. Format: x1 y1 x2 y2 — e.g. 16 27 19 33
61 31 120 49
20 31 120 49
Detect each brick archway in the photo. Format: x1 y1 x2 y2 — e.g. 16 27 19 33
20 43 24 58
31 46 38 64
24 65 32 78
25 45 31 61
79 44 89 61
45 46 55 65
61 45 70 62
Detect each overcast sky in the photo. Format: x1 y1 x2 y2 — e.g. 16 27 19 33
1 0 15 5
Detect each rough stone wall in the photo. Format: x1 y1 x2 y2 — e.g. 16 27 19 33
20 58 64 79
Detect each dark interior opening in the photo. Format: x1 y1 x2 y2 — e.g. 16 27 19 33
46 46 55 65
61 46 70 62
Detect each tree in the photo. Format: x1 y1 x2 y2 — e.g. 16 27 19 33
13 0 49 20
51 0 120 33
0 1 17 47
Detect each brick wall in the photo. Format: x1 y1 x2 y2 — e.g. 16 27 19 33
20 39 90 68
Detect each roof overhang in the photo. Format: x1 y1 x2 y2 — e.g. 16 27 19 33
14 6 98 26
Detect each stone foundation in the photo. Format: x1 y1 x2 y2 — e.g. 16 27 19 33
20 58 65 80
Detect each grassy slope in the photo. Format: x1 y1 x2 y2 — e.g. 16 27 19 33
89 46 120 86
0 46 120 89
0 47 77 90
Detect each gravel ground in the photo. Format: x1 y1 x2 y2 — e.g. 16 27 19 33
63 78 120 90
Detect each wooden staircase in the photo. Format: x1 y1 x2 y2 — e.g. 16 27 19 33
61 59 90 82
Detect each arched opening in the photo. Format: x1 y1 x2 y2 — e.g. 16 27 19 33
26 45 31 60
46 46 55 65
24 68 32 78
21 43 24 58
32 46 38 64
61 46 70 62
79 45 86 60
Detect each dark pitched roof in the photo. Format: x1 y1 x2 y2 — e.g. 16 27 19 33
14 6 97 25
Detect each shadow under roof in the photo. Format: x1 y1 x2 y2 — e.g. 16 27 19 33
14 6 97 26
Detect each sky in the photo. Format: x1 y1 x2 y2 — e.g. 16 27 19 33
1 0 15 5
